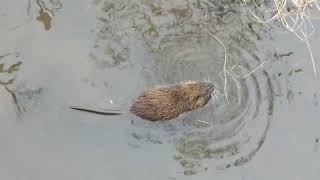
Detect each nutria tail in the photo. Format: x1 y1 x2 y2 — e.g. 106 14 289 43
69 106 124 115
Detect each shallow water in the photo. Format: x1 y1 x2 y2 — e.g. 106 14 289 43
0 0 320 179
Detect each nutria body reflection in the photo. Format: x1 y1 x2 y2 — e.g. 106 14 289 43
70 81 214 122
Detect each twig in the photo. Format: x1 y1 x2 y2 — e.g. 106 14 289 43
248 0 319 76
4 86 21 113
205 29 230 103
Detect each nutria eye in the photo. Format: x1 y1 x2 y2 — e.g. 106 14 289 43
196 96 205 105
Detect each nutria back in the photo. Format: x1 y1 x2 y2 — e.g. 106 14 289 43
129 81 214 122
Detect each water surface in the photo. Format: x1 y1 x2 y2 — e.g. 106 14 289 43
0 0 320 179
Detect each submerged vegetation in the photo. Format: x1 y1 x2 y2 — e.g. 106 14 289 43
0 52 22 113
33 0 63 31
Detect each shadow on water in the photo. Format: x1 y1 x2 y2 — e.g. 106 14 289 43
89 0 279 175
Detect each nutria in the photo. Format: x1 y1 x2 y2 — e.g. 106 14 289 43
70 81 214 122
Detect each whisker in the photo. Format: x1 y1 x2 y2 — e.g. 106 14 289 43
212 91 219 101
197 120 209 125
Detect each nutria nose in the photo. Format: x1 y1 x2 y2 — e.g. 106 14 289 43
204 82 214 92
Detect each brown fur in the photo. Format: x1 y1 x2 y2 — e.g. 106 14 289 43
70 81 214 122
129 81 214 121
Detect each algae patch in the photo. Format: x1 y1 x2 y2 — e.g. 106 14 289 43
35 0 62 31
36 0 52 30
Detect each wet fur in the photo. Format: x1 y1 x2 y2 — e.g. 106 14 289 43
70 81 214 122
129 81 214 121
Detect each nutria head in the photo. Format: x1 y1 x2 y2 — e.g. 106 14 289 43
129 81 214 122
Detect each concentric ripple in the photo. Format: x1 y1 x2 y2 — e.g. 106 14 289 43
131 33 274 174
90 0 277 175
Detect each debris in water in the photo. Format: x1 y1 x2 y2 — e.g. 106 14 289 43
36 0 52 30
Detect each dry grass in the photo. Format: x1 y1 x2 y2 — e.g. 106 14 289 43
246 0 320 76
204 0 319 103
205 29 230 103
206 28 267 103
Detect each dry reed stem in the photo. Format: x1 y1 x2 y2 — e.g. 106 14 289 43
205 27 268 104
205 0 319 104
205 29 230 103
246 0 320 76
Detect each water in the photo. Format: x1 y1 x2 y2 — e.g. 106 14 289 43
0 0 320 179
